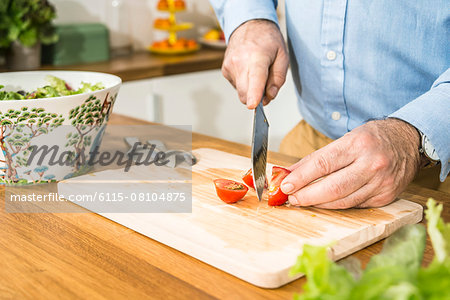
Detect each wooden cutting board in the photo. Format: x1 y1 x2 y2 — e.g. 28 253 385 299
58 148 423 288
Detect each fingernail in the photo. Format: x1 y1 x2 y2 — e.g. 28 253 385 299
268 86 278 98
246 98 255 109
281 182 294 193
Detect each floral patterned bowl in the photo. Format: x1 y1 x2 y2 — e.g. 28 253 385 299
0 71 121 185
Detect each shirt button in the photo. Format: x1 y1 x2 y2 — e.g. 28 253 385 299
326 50 337 61
331 111 341 120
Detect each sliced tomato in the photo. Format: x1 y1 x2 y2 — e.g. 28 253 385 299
214 179 248 204
242 168 268 189
242 168 255 188
268 166 291 206
271 166 291 186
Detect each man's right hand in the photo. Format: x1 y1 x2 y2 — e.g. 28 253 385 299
221 19 289 109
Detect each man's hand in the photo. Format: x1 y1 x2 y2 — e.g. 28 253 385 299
222 19 289 109
281 119 423 209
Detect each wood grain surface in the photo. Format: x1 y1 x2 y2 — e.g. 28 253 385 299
0 114 449 299
30 49 224 82
59 148 422 288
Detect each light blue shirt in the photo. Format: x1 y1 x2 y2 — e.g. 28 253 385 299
210 0 450 181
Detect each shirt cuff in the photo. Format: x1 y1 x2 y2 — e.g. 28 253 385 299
210 0 279 42
389 69 450 182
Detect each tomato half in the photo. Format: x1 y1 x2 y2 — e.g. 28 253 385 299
242 169 255 188
214 179 248 204
267 166 291 206
242 168 268 189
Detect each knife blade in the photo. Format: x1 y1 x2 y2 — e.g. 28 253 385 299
251 100 269 202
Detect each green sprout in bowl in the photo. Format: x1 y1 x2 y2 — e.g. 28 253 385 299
289 198 450 300
0 75 105 100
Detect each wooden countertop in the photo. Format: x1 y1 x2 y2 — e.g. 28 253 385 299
1 48 225 82
1 114 449 299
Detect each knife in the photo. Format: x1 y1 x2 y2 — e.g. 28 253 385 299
251 100 269 202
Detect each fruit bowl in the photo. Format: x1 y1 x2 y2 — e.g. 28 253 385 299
199 28 226 49
0 71 121 184
198 37 226 49
149 38 200 55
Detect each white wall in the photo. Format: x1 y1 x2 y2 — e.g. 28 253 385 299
112 78 156 120
51 0 287 51
51 0 219 51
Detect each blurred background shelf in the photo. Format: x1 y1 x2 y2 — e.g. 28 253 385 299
29 48 224 82
0 0 300 152
0 48 300 152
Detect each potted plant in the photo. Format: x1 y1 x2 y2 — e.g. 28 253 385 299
0 0 58 70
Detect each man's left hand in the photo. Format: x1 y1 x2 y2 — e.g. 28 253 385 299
281 119 423 209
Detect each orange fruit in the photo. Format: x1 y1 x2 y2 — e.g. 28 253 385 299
187 40 197 49
204 29 220 41
157 0 169 10
174 0 185 8
173 40 186 49
160 40 170 49
154 18 171 28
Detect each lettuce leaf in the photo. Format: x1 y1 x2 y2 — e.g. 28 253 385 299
417 259 450 300
34 86 61 98
365 224 426 272
45 75 72 96
425 198 450 262
289 244 356 300
349 224 426 300
44 75 104 96
1 76 105 101
76 81 105 94
290 198 449 300
418 198 450 300
379 282 421 300
0 85 25 100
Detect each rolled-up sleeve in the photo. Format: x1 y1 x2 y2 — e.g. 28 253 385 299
390 68 450 181
209 0 279 42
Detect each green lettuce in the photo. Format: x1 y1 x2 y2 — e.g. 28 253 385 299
425 198 450 262
417 199 450 300
77 81 105 94
45 75 72 96
349 224 426 300
289 244 356 300
290 199 450 300
0 75 105 100
0 85 25 100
